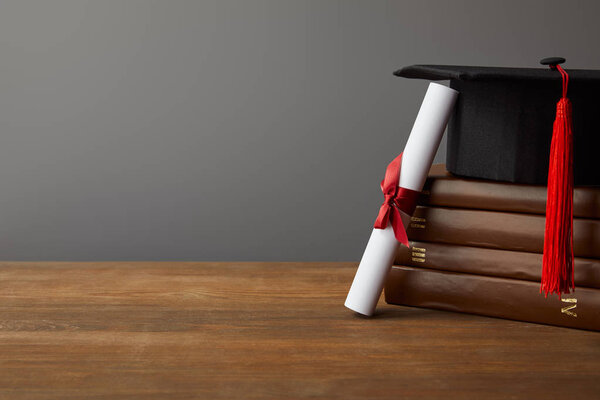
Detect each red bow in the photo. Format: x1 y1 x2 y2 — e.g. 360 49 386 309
373 153 420 247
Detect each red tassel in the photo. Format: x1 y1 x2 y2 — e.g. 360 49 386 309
541 64 575 298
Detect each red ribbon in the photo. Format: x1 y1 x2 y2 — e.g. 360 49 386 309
373 153 420 247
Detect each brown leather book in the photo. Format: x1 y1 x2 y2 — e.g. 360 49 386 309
397 241 600 289
422 164 600 218
384 265 600 331
407 206 600 259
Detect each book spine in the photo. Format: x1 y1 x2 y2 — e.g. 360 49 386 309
384 266 600 331
406 206 600 258
397 241 600 289
420 172 600 219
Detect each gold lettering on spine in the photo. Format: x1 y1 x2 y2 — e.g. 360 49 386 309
410 247 426 264
561 298 577 318
409 217 426 229
410 223 425 229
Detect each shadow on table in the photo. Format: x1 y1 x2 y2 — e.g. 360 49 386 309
349 305 442 320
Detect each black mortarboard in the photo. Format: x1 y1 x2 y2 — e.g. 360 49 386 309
394 60 600 186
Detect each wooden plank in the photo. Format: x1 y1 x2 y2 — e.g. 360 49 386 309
0 262 598 399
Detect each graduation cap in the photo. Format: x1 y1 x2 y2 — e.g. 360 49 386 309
395 58 600 297
394 58 600 186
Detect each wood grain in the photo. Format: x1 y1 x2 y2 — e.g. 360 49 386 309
0 262 598 399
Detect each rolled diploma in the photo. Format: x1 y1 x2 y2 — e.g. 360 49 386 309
345 82 458 316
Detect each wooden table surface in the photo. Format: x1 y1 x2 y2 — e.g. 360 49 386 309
1 262 599 399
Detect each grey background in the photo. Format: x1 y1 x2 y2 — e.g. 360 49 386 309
1 0 599 261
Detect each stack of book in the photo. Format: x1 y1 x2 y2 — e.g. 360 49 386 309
384 164 600 330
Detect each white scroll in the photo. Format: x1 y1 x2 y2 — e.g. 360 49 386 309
345 82 458 316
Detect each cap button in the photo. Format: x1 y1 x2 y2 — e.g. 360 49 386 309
540 57 566 66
